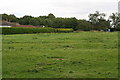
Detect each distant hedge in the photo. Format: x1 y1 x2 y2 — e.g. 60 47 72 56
2 27 55 34
2 27 73 34
110 27 120 31
56 28 74 33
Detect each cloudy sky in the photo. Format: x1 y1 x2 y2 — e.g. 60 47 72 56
0 0 119 19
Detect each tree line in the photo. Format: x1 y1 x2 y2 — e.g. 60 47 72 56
1 11 120 31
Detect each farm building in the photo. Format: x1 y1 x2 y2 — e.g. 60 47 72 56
0 20 19 27
0 20 46 28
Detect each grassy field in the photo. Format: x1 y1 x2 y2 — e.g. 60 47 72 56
3 32 118 78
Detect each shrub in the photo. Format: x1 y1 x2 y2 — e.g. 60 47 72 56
55 28 74 33
76 20 94 31
2 27 74 34
2 27 56 34
113 27 120 31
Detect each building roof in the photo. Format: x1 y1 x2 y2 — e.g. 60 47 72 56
0 20 19 26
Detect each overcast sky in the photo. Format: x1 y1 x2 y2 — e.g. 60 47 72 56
0 0 119 20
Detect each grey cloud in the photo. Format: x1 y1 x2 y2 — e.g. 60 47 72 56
0 0 119 19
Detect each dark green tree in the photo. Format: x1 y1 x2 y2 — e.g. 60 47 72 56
89 11 110 30
77 20 94 31
2 13 9 21
48 13 55 19
8 14 18 22
109 12 120 27
19 15 33 25
89 11 106 24
29 18 39 26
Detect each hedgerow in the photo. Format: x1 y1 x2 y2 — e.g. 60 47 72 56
2 27 74 34
55 28 74 33
2 27 55 34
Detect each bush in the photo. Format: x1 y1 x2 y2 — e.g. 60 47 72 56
55 28 74 33
2 27 74 34
2 27 56 34
113 27 120 31
76 20 94 31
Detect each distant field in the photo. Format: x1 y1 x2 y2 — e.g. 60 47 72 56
3 32 118 78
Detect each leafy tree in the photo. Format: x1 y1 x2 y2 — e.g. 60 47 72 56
8 14 18 22
2 14 18 22
43 19 53 27
29 18 39 26
52 18 63 28
2 13 9 21
63 17 78 30
77 20 94 31
89 11 106 24
51 17 78 30
0 13 112 31
0 14 2 20
39 16 48 19
19 15 33 25
89 11 110 30
48 13 55 19
97 20 110 30
109 12 120 27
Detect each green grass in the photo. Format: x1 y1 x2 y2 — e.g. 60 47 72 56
3 32 118 78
